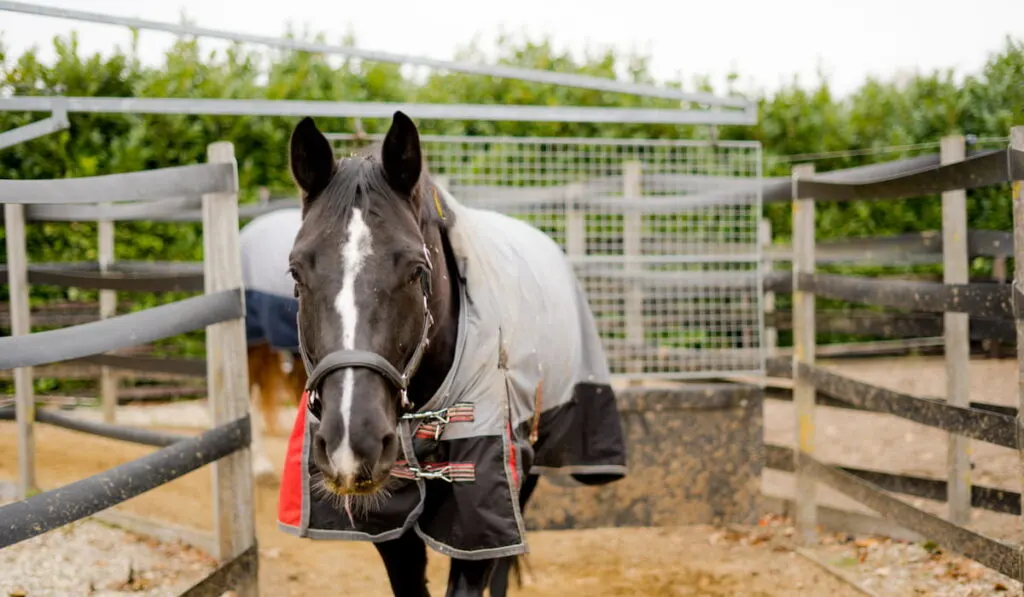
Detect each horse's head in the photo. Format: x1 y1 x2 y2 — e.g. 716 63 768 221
287 111 440 496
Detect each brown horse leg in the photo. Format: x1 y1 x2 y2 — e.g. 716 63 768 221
247 343 279 481
249 342 286 437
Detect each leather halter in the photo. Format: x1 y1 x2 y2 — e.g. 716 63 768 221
298 244 435 414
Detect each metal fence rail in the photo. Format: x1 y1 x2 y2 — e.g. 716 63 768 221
0 1 752 111
0 290 241 371
781 128 1024 586
0 144 258 596
0 416 249 549
0 406 191 447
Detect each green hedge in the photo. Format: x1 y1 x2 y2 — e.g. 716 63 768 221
1 28 1022 361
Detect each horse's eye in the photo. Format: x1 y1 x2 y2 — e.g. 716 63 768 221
288 267 306 293
409 265 427 285
307 392 322 419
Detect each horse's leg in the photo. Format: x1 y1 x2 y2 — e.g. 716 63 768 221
374 528 431 597
487 472 540 597
446 558 496 597
259 347 287 437
247 344 277 482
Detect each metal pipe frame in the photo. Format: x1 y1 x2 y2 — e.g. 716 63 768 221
0 102 69 150
0 1 753 112
0 95 757 126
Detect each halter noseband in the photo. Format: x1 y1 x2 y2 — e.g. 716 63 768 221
298 243 435 413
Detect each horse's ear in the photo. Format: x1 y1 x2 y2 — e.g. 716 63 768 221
289 116 336 201
381 111 422 196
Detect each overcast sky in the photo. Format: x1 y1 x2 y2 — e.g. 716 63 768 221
1 0 1021 99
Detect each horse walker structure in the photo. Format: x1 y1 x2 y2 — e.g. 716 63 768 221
0 143 259 596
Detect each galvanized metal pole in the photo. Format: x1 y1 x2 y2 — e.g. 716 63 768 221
0 96 756 126
0 0 752 110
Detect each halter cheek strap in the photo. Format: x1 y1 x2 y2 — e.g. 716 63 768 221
299 243 435 412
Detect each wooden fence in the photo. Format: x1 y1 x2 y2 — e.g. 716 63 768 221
0 144 258 596
759 129 1024 585
760 226 1014 359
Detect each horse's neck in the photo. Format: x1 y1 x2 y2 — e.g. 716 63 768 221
407 219 461 409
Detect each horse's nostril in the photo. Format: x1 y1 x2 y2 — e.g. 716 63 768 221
313 433 329 468
381 432 397 461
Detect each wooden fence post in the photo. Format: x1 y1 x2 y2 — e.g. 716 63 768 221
4 202 36 499
565 183 585 259
98 212 118 423
992 256 1008 358
203 141 257 596
792 163 817 545
623 161 644 382
941 134 971 526
761 218 777 356
1009 126 1024 589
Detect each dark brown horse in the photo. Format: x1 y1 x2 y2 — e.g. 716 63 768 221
277 111 626 596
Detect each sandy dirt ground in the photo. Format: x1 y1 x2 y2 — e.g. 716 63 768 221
1 354 1021 596
0 424 860 597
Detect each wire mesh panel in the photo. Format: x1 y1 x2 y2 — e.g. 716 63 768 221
328 133 764 380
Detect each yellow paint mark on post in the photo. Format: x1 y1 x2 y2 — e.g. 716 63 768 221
798 413 814 451
432 188 445 220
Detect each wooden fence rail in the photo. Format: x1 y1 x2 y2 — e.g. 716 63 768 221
784 128 1024 588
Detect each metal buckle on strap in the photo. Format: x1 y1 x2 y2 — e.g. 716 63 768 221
403 408 451 440
401 408 452 423
413 465 454 482
403 404 475 441
391 461 476 483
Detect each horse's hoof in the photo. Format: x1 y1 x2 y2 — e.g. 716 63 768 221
253 459 279 484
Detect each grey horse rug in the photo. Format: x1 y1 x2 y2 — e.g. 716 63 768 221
278 188 627 559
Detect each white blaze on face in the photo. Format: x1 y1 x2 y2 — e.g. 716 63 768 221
331 207 373 479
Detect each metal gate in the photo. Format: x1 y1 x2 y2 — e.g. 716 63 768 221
329 133 764 381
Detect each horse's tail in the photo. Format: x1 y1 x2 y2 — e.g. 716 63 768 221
509 553 532 589
509 555 523 588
